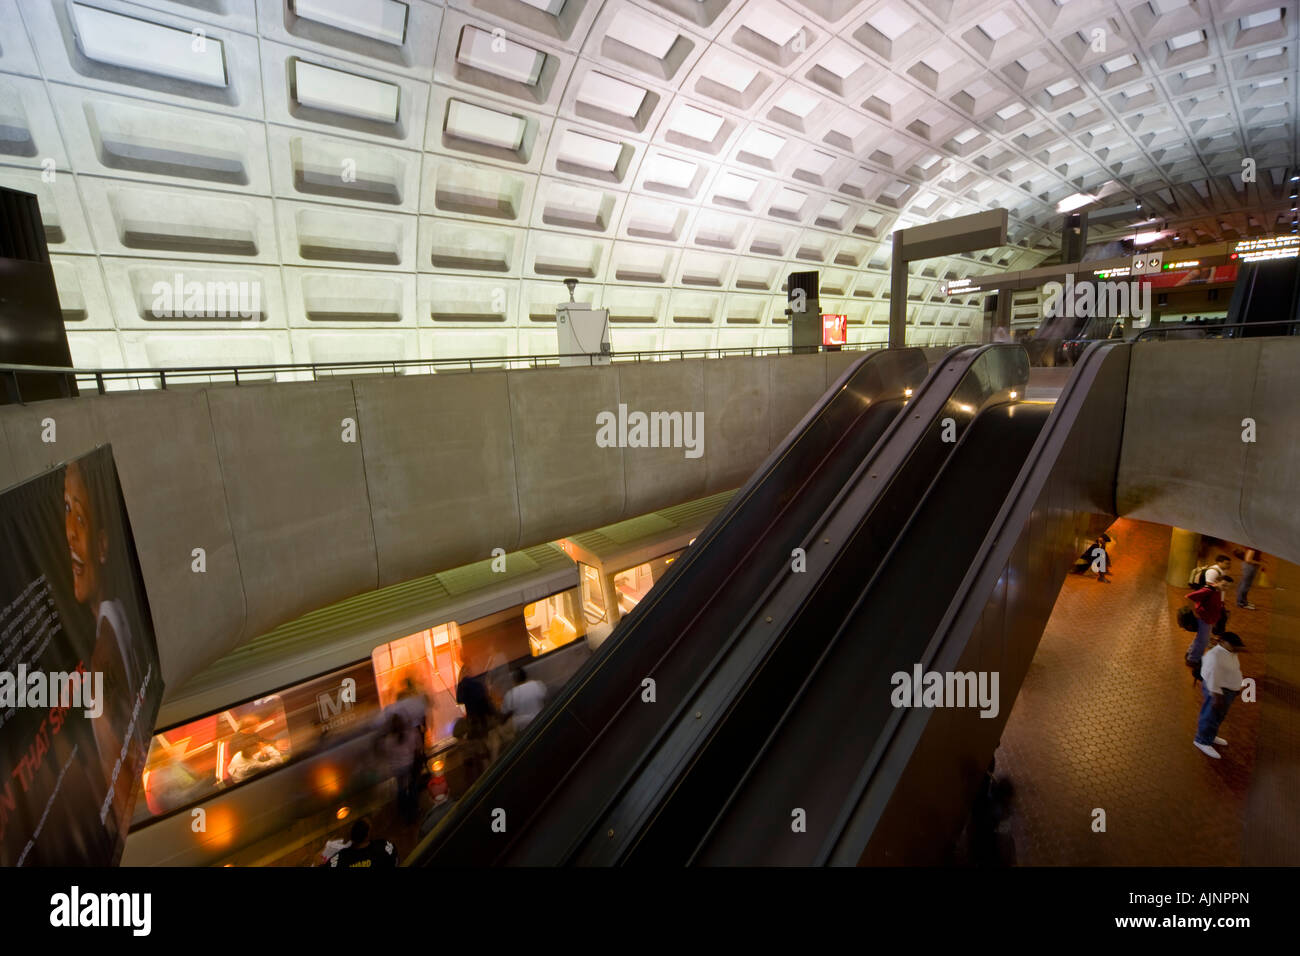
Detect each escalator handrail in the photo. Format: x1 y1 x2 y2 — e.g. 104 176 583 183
1133 317 1299 340
406 346 933 864
818 339 1127 864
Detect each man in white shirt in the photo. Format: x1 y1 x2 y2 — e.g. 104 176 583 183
1194 632 1245 759
502 669 547 734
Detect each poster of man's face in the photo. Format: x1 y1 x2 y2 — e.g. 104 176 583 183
0 446 161 866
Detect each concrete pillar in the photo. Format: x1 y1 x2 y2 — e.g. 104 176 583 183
1167 527 1201 587
889 238 908 348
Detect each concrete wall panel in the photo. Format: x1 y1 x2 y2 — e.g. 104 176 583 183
89 391 246 688
703 356 771 494
1243 339 1300 562
205 382 378 637
0 417 17 490
769 352 829 450
616 360 708 517
824 350 860 386
1117 338 1300 565
509 366 624 542
2 353 845 691
0 400 100 479
354 372 521 586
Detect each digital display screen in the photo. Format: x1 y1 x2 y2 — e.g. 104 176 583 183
822 314 847 346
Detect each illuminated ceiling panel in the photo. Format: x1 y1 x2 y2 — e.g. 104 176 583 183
1 0 1291 369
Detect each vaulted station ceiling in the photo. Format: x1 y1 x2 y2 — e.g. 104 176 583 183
0 0 1295 371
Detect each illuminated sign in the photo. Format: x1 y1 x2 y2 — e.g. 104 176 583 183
1092 267 1132 279
822 314 847 346
1164 259 1200 270
943 278 976 295
1231 235 1300 262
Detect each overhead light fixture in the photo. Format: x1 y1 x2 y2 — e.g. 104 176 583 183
72 3 228 87
294 0 409 46
446 99 526 150
1057 192 1095 213
457 25 545 85
293 60 399 123
1132 231 1166 245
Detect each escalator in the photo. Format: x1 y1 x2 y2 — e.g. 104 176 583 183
1225 257 1300 337
409 346 931 865
412 341 1129 867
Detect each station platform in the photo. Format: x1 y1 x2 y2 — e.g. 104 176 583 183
989 518 1300 866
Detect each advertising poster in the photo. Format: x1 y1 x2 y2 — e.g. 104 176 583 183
0 445 161 865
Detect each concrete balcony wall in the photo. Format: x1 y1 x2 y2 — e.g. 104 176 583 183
1118 337 1300 566
0 351 864 695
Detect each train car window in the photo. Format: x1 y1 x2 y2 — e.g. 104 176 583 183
525 587 585 656
612 550 684 615
138 696 291 822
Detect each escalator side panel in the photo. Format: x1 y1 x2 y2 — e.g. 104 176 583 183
691 403 1050 865
841 343 1132 866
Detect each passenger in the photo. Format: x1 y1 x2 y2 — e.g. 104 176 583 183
456 665 496 724
1184 570 1228 677
375 713 424 825
1072 534 1112 582
226 732 285 784
1236 548 1264 610
388 676 429 740
144 754 207 815
328 818 397 868
1201 553 1232 590
315 827 351 867
1193 632 1246 759
502 669 547 735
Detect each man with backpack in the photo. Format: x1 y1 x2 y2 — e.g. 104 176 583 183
1184 563 1229 679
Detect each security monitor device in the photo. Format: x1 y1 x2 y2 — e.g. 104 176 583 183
556 278 611 366
786 271 821 353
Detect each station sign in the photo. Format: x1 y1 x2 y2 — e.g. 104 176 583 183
1231 235 1300 262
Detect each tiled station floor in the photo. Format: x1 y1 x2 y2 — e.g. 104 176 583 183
990 518 1300 865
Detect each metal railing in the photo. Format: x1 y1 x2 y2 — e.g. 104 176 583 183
0 340 968 405
1133 318 1300 342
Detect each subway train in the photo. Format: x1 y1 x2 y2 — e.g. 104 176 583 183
121 492 729 866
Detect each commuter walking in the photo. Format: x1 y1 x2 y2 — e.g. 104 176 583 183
375 713 423 825
1184 573 1226 677
502 669 547 734
1193 633 1246 759
328 818 398 868
1185 587 1221 674
1237 548 1263 610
